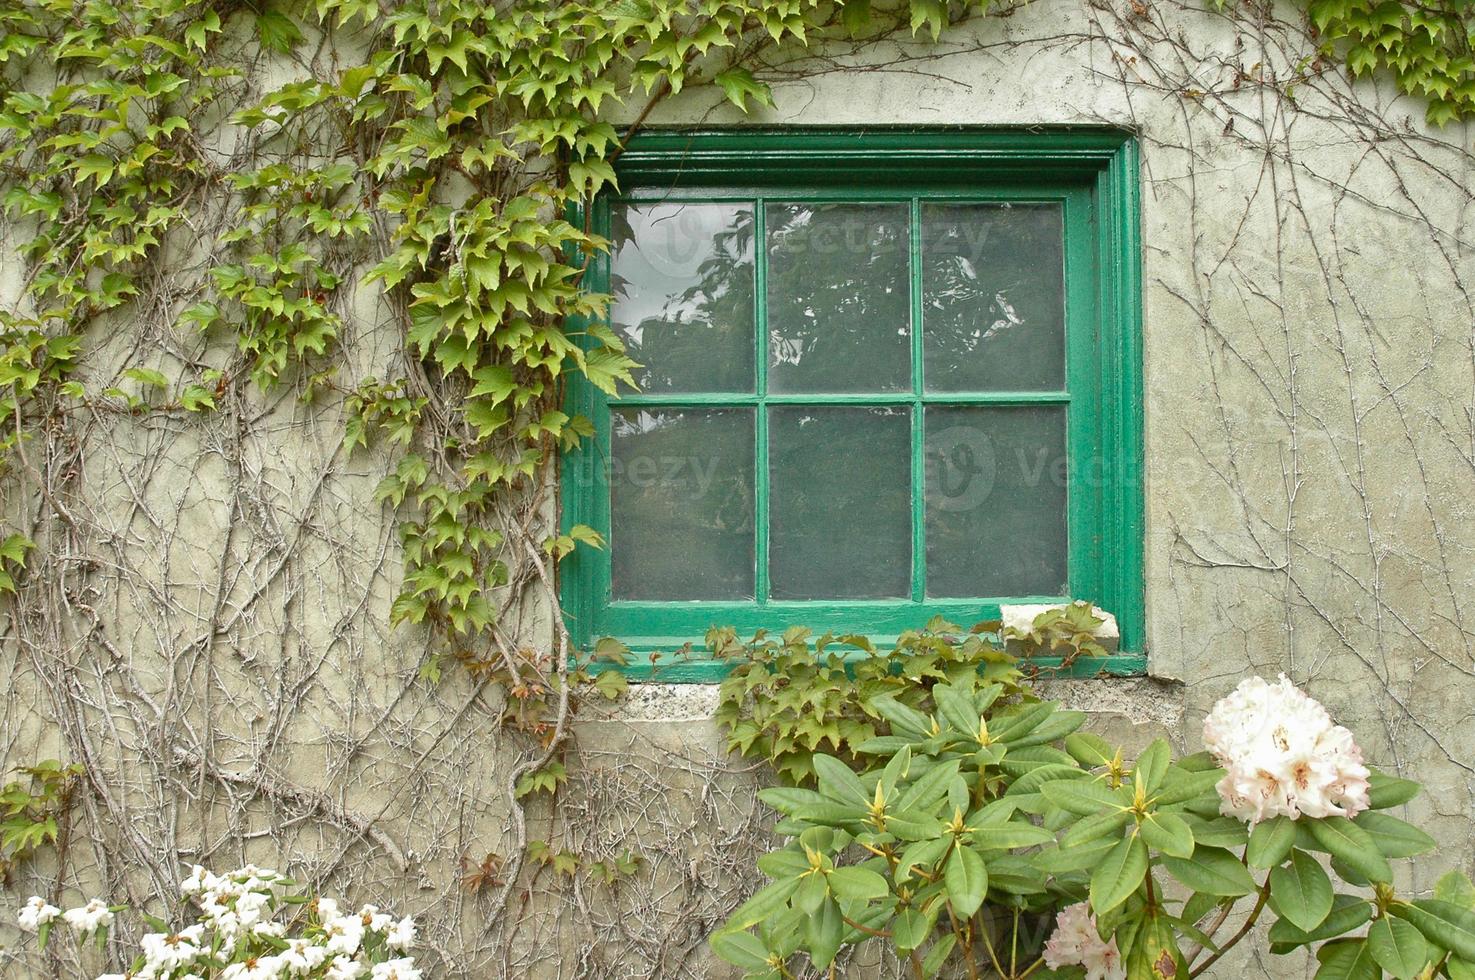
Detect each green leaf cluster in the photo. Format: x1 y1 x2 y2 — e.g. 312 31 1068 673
714 633 1452 980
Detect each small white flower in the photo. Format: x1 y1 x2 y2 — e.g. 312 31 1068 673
63 898 114 934
1204 675 1371 824
386 915 416 950
325 956 365 980
221 954 286 980
323 912 365 955
17 896 60 933
141 925 207 971
1043 902 1125 980
315 897 340 921
279 937 329 974
371 958 422 980
358 904 392 932
253 921 286 939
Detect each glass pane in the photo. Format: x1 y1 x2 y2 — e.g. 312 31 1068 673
921 203 1065 392
766 203 911 393
769 406 911 599
611 408 754 600
925 406 1067 597
610 202 755 393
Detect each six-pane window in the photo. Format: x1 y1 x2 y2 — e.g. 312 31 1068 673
561 131 1143 669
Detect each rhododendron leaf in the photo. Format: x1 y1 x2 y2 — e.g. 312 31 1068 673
933 683 980 737
1182 814 1249 849
1247 816 1297 869
795 869 828 914
807 896 844 967
1308 817 1391 884
1061 808 1132 850
892 907 930 952
1161 846 1256 896
1389 900 1475 962
1152 767 1222 807
813 754 868 807
827 865 888 902
1090 833 1148 915
1353 811 1436 858
944 844 988 918
895 759 961 812
727 877 801 930
1448 958 1475 980
1064 732 1115 768
1269 849 1334 931
1139 811 1195 859
921 933 958 977
1436 870 1475 910
1041 779 1129 816
1133 738 1171 796
1366 915 1430 980
1365 768 1420 809
1315 938 1380 980
1127 908 1183 980
1034 838 1116 873
969 822 1054 850
1269 895 1373 953
710 929 771 970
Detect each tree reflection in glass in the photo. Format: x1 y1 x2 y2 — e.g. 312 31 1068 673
766 203 911 393
609 202 755 393
922 203 1064 392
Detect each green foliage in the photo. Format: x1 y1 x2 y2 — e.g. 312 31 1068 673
713 633 1454 979
712 617 1035 785
0 760 82 879
1302 0 1475 126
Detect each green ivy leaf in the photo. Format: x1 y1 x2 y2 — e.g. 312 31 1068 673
714 68 774 114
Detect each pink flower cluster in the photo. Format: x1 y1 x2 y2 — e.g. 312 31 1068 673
1203 674 1371 825
1042 902 1125 980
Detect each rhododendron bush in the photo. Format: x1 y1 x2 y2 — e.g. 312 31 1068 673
714 648 1469 980
13 865 420 979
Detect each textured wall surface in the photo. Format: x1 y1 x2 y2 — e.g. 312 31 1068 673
2 0 1471 977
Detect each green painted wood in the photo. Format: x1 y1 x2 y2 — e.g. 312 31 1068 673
561 127 1144 679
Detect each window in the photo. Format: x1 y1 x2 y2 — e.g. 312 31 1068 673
562 129 1143 678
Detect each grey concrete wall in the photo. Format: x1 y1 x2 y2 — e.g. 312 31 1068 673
1 0 1472 976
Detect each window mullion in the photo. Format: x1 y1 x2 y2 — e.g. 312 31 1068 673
754 198 770 606
909 197 925 603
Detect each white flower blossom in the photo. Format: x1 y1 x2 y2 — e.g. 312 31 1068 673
371 959 422 980
1042 902 1125 980
358 904 392 933
1203 674 1371 824
325 957 365 980
24 865 417 980
221 954 286 980
17 896 60 933
279 937 329 974
386 916 416 951
141 926 206 972
323 912 365 956
63 898 114 934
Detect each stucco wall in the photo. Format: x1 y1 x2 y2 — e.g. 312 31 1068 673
2 0 1472 976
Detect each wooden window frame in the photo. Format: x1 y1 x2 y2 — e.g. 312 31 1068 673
561 127 1144 680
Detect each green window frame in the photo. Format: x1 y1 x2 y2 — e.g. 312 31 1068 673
562 128 1143 680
